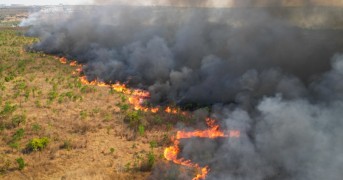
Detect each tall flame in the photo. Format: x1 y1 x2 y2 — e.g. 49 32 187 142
57 56 240 179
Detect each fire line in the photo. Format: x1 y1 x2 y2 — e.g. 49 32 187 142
57 57 240 179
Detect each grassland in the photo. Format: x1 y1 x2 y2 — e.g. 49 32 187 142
0 23 187 179
0 7 29 27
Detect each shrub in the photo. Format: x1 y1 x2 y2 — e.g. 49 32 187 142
153 115 163 125
12 128 25 142
60 140 71 150
9 142 20 149
149 141 158 149
124 162 131 172
80 110 88 119
26 137 50 152
80 86 95 93
124 111 141 129
31 123 41 132
120 103 129 111
16 157 25 170
104 113 112 122
0 102 17 117
4 73 15 82
147 152 155 168
17 60 27 73
109 88 116 94
48 90 58 102
120 95 127 102
8 128 25 149
65 91 74 99
15 81 26 90
140 151 155 171
138 124 145 136
11 114 26 127
0 82 5 91
24 89 30 100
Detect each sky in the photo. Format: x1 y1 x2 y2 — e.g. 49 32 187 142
1 0 342 7
1 0 93 5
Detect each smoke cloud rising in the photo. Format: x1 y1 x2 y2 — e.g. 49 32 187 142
22 1 343 179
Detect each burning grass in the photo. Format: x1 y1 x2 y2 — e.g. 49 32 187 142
56 56 241 179
0 26 239 180
0 26 238 180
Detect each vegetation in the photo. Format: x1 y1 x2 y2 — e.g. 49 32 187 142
26 137 50 152
60 140 72 150
0 15 173 179
0 102 17 118
11 114 26 127
138 124 145 136
124 110 142 129
16 157 25 170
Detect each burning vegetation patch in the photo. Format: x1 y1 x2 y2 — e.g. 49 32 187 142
21 1 343 180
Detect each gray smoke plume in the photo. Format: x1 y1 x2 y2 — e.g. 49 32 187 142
22 1 343 179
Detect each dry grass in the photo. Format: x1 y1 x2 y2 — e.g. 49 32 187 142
0 28 172 179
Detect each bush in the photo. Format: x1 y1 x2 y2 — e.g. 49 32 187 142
16 157 25 170
26 137 49 152
80 86 95 93
7 128 25 149
31 123 41 132
60 140 71 150
120 94 127 102
0 102 17 117
149 141 158 149
9 142 20 149
140 151 155 171
124 111 141 129
11 114 26 127
120 103 129 111
4 73 15 82
48 90 58 102
11 128 25 142
138 124 145 136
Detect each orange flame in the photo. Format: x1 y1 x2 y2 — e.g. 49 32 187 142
79 76 109 87
69 61 78 66
164 118 240 180
59 57 67 64
165 106 178 114
57 56 240 179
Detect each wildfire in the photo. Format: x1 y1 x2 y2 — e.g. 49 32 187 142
79 76 109 87
164 118 240 180
58 57 179 114
165 106 178 114
59 57 67 64
57 56 240 179
69 61 78 66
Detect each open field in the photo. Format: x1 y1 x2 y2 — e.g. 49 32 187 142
2 5 342 179
0 25 188 179
0 7 31 27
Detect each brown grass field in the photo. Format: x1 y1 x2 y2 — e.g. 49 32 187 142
0 16 183 179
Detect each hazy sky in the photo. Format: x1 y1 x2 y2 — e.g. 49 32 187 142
2 0 342 7
0 0 239 7
1 0 92 5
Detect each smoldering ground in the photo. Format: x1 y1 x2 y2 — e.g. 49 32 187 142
21 1 343 179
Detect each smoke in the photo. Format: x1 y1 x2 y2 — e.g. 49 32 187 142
22 1 343 179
